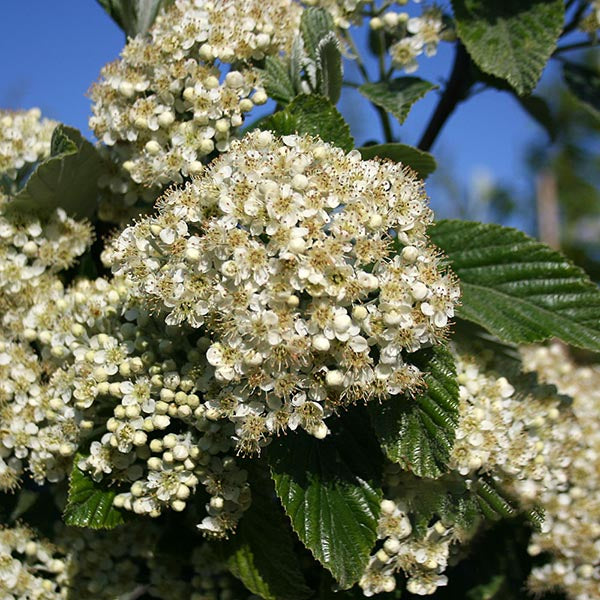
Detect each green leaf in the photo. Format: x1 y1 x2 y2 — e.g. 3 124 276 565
6 125 103 220
359 78 437 124
261 95 354 152
63 455 124 529
97 0 170 37
474 478 518 521
224 470 312 600
317 33 343 104
257 57 296 105
452 0 564 95
269 411 383 589
301 7 335 61
430 220 600 351
358 144 436 178
563 62 600 119
369 346 459 478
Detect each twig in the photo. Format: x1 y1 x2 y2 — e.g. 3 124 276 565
417 44 472 152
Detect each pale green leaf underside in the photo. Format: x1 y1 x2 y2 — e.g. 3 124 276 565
7 125 103 220
257 57 296 105
369 345 459 478
430 220 600 351
261 94 354 152
269 422 382 589
452 0 564 95
358 143 437 178
63 455 124 529
97 0 169 37
359 77 437 124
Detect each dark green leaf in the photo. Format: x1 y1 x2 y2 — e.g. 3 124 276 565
6 125 103 220
358 144 436 178
269 412 383 589
359 78 437 124
257 57 296 105
563 62 600 119
261 95 354 152
63 455 124 529
224 470 312 600
452 0 564 95
474 478 518 521
369 346 459 478
97 0 170 37
430 220 600 351
317 33 343 104
301 7 335 61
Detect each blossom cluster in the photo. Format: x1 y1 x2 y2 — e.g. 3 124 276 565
359 343 590 597
0 108 56 192
359 470 454 596
370 3 447 73
0 522 252 600
522 344 600 600
90 0 302 221
16 277 250 537
110 131 458 453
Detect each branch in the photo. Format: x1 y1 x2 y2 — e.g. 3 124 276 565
418 44 472 152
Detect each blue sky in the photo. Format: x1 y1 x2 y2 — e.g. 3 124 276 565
0 1 570 229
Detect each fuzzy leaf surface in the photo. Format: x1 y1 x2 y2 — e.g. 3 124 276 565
301 7 335 61
269 413 382 589
316 33 343 103
358 144 436 178
359 78 437 124
452 0 564 95
261 94 354 151
7 125 102 219
369 346 459 478
430 220 600 351
63 455 124 529
257 57 296 105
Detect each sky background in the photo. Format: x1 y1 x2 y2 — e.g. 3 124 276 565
0 0 586 232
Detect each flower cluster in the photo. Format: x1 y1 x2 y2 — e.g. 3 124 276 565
110 131 458 453
359 343 586 597
521 344 600 600
370 4 447 73
0 525 67 599
90 0 303 221
0 203 93 333
0 108 56 192
19 277 250 537
359 472 454 597
0 522 252 600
